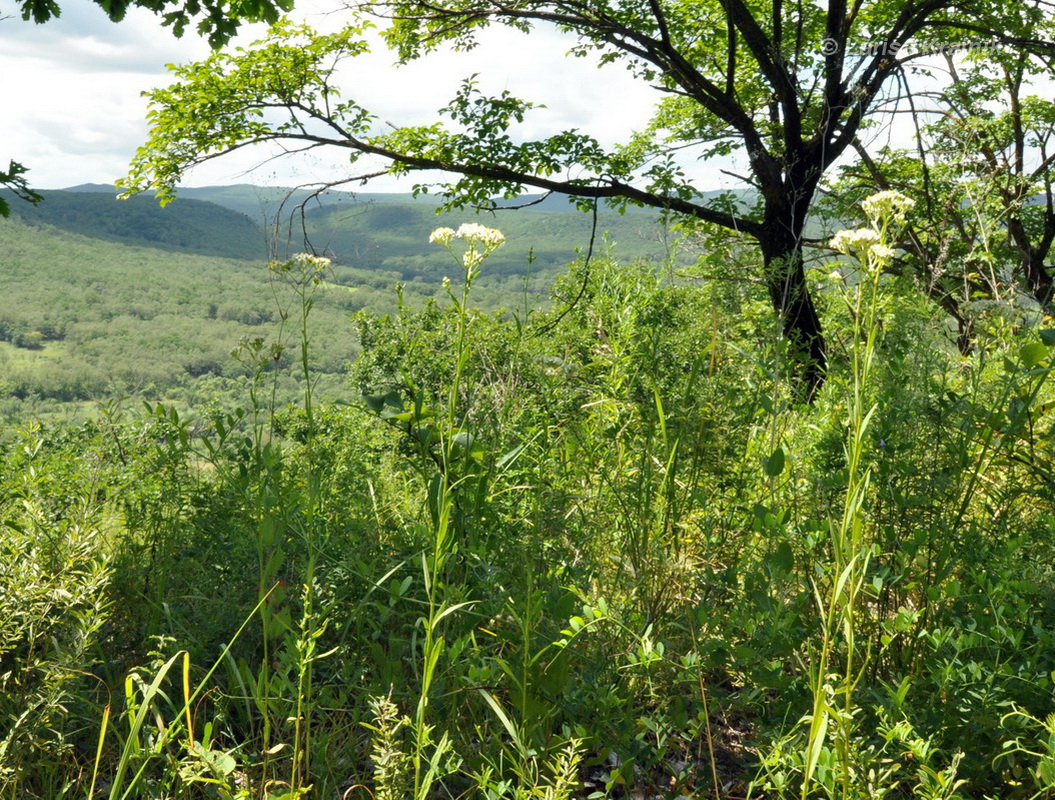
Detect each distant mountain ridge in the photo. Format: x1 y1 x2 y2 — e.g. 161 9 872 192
18 185 691 275
61 182 642 218
4 188 267 261
62 182 755 221
10 184 755 276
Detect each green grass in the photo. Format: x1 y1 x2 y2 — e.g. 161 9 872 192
0 339 67 365
3 201 1055 800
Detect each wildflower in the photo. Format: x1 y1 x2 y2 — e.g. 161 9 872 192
870 244 897 262
269 253 331 275
830 228 880 255
294 252 331 268
429 227 456 245
431 223 505 282
463 250 484 272
442 276 451 290
456 222 505 248
828 270 844 283
861 190 915 225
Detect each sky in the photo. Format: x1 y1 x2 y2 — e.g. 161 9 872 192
0 0 672 194
3 0 1037 200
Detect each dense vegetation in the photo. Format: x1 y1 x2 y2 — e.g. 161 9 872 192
0 189 676 421
2 189 268 261
3 197 1055 800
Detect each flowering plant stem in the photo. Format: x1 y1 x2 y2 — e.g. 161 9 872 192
405 224 505 800
268 252 332 793
802 192 912 798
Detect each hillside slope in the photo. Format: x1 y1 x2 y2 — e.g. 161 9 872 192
2 189 267 261
57 184 687 275
0 217 365 415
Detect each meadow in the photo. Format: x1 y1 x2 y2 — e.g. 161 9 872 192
2 196 1055 800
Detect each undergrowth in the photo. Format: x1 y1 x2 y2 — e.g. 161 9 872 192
2 204 1055 799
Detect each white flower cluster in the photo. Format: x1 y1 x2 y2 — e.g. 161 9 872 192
861 190 915 226
829 191 914 272
269 252 332 275
455 222 505 248
430 223 505 282
429 227 456 245
429 223 505 248
830 228 880 255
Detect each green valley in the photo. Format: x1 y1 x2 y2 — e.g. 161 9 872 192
0 186 686 420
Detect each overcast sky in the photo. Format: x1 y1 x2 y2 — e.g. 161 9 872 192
0 0 682 194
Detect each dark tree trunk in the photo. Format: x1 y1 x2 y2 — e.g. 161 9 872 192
1021 248 1055 314
1007 216 1055 314
757 197 827 400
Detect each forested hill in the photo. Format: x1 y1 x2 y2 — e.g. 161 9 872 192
0 184 676 418
12 185 691 279
2 188 267 261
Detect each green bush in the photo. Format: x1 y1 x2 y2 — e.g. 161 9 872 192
0 427 111 797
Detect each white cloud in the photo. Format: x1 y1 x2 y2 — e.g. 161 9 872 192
0 0 681 193
6 0 1043 201
1 0 212 188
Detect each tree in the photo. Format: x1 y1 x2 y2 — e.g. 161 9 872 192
835 48 1055 350
15 0 290 46
119 0 1055 395
0 160 43 218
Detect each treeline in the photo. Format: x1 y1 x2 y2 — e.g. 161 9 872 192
1 189 268 260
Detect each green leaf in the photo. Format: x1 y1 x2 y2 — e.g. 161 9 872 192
0 160 43 217
764 446 786 477
478 689 522 748
768 541 794 573
363 393 386 413
195 744 236 777
1021 341 1047 368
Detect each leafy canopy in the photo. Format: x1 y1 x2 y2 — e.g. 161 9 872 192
0 161 42 219
123 0 1055 231
16 0 292 46
824 46 1055 344
119 0 1055 396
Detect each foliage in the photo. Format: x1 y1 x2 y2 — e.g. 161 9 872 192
0 189 687 421
120 0 1055 391
3 207 1055 799
15 0 288 51
0 215 355 418
824 49 1055 350
0 425 112 797
0 162 42 219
